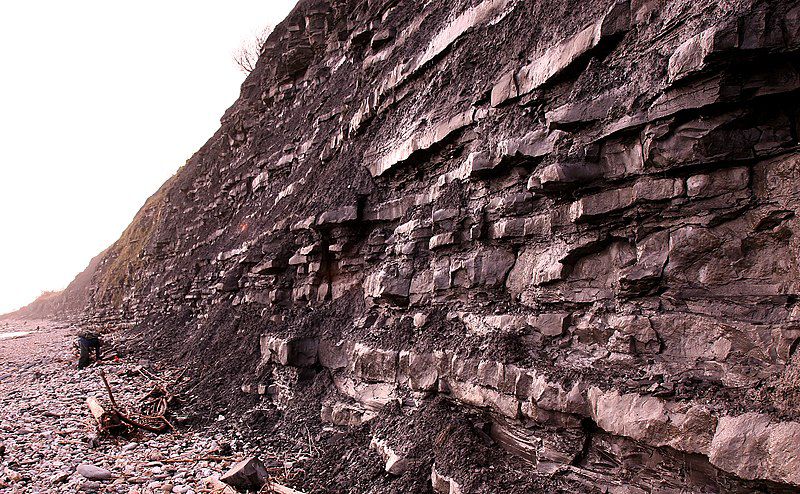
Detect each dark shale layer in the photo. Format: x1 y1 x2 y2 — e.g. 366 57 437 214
19 0 800 491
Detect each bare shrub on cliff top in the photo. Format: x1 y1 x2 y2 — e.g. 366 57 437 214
233 26 274 74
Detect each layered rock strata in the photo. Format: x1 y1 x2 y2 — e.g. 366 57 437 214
47 0 800 491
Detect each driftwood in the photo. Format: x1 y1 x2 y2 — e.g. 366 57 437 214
86 396 107 422
265 482 307 494
136 366 179 424
86 396 123 432
88 369 173 434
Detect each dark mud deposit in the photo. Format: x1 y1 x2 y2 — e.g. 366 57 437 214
8 0 800 492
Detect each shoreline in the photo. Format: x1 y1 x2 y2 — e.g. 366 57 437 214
0 319 248 493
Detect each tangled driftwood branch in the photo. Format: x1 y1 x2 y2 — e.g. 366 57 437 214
88 368 175 434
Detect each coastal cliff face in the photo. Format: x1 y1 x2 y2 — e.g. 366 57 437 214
4 252 104 321
48 0 800 491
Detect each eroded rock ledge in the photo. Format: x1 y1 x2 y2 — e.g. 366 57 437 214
63 0 800 491
254 333 800 489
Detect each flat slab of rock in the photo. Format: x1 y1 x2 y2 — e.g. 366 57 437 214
220 456 268 491
76 464 113 481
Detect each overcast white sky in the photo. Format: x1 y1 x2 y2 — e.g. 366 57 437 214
0 0 298 314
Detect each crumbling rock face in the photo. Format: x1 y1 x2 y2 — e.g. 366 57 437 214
64 0 800 491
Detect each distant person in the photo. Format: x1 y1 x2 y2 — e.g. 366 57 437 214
76 331 102 369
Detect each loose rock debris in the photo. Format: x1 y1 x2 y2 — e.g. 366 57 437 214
219 457 269 491
0 321 307 493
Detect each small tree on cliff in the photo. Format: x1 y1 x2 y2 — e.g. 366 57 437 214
233 26 274 74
